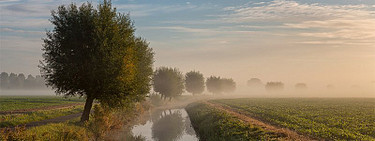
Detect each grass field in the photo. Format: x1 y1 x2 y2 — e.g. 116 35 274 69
0 105 83 127
211 98 375 140
0 96 85 111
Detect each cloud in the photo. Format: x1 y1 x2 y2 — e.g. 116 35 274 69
222 0 373 22
1 28 44 34
116 3 199 17
220 0 375 46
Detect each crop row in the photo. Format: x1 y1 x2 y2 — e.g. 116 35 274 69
212 98 375 141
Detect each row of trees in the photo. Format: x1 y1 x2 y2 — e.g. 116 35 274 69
0 72 47 89
247 78 307 91
153 67 236 100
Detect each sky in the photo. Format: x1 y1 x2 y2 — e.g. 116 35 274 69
1 0 375 96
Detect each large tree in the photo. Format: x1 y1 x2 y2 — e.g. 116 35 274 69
185 71 205 95
153 67 184 100
40 1 153 122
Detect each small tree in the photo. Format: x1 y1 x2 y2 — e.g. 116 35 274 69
222 78 236 93
247 78 262 87
153 67 184 100
0 72 9 89
206 76 222 95
206 76 236 95
8 73 19 89
265 82 284 91
40 1 153 122
295 83 307 90
185 71 205 95
18 73 25 88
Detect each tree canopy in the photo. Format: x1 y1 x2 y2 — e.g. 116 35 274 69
265 82 284 91
40 0 154 122
295 83 307 90
247 78 263 87
206 76 236 95
0 72 47 89
185 71 205 95
153 67 184 100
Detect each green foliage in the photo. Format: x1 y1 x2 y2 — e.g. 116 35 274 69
153 67 184 100
0 96 84 111
186 102 279 141
213 98 375 140
0 123 90 141
206 76 236 95
40 0 153 121
0 106 83 127
185 71 205 95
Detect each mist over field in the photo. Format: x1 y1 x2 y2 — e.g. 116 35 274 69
1 0 374 98
1 1 374 141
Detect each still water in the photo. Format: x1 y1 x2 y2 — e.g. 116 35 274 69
111 108 199 141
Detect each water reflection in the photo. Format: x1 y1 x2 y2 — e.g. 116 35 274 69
152 110 184 141
132 108 198 141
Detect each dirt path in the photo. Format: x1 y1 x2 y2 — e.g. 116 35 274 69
23 113 82 128
1 112 82 130
205 101 318 141
0 103 84 115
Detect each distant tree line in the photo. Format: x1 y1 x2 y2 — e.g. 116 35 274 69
153 67 237 100
0 72 47 90
247 78 308 91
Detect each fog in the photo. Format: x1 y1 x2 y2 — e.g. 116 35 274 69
0 89 56 96
1 0 375 98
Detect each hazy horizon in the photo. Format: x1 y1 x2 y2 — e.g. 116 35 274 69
1 0 374 97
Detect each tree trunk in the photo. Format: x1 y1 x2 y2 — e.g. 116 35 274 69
81 95 94 122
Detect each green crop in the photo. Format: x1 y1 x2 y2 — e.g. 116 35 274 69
212 98 375 141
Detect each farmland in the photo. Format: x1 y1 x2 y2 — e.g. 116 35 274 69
186 102 284 141
0 96 85 128
0 96 84 111
210 98 375 140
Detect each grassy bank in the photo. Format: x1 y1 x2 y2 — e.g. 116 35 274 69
185 102 281 141
1 102 149 141
212 98 375 140
0 105 83 127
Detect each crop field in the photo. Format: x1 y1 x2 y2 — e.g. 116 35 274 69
0 96 85 111
0 96 85 128
211 98 375 140
186 102 282 141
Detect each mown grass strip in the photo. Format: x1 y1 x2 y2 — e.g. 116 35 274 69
0 106 83 128
185 102 281 141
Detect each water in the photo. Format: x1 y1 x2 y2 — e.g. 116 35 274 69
111 108 199 141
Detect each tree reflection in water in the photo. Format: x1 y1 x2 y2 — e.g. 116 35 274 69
152 110 185 141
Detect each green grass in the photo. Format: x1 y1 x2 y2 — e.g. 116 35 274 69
212 98 375 141
185 102 282 141
0 105 84 128
1 120 90 141
0 96 85 111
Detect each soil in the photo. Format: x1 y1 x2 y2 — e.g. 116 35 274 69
204 101 319 141
23 113 82 128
